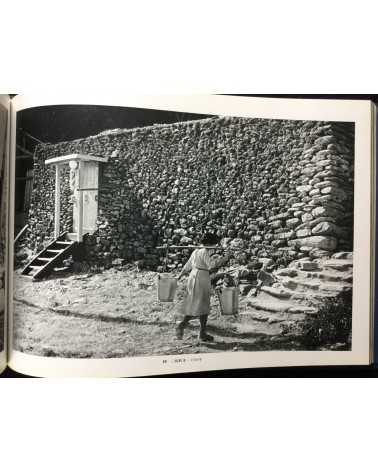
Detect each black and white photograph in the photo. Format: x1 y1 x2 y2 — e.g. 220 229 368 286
12 103 355 359
0 101 7 353
0 103 8 352
2 7 378 472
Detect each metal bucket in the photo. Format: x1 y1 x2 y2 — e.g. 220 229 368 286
157 275 178 302
218 287 239 315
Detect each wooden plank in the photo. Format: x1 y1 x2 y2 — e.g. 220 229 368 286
14 224 28 244
21 130 44 144
45 154 108 166
156 245 235 254
34 243 76 280
22 240 58 274
21 232 68 275
156 245 219 250
16 144 33 156
77 187 99 192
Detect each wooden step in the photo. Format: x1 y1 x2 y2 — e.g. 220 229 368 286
21 231 77 279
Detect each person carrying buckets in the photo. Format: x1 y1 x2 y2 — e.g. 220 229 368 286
176 233 230 342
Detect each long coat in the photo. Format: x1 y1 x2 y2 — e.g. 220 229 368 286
180 248 214 317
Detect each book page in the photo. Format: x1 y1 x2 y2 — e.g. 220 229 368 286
0 94 9 375
8 94 374 377
374 104 377 365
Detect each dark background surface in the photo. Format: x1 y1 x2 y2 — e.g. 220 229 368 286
15 94 378 145
1 365 377 378
16 106 212 144
3 94 378 378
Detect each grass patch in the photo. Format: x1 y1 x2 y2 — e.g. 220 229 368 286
284 290 353 350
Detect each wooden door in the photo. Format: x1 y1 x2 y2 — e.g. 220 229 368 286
81 161 98 234
72 161 99 237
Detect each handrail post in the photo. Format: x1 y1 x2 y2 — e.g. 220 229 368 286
77 161 83 242
54 164 61 239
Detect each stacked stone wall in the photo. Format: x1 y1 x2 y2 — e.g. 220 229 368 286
25 117 355 270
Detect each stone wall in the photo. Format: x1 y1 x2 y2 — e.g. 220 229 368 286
25 116 355 270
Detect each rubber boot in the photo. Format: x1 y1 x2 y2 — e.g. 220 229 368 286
199 315 214 342
176 316 191 340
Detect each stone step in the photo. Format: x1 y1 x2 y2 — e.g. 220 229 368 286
239 253 354 326
322 259 353 272
279 276 351 293
257 281 350 307
239 311 287 324
232 319 284 336
275 268 299 278
296 269 353 284
275 267 353 284
246 296 292 314
255 312 304 324
277 271 353 290
332 252 353 260
260 285 292 299
246 294 317 315
293 260 321 272
289 288 347 303
280 277 321 292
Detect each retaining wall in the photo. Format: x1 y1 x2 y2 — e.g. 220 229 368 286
25 116 355 270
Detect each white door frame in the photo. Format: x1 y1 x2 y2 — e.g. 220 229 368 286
45 153 108 242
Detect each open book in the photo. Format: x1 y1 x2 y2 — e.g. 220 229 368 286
0 94 376 377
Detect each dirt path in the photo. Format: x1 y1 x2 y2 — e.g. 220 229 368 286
13 269 301 358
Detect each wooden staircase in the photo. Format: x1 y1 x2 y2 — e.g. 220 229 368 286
22 233 77 280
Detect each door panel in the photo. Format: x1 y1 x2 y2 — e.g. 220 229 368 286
81 162 98 234
72 161 99 236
